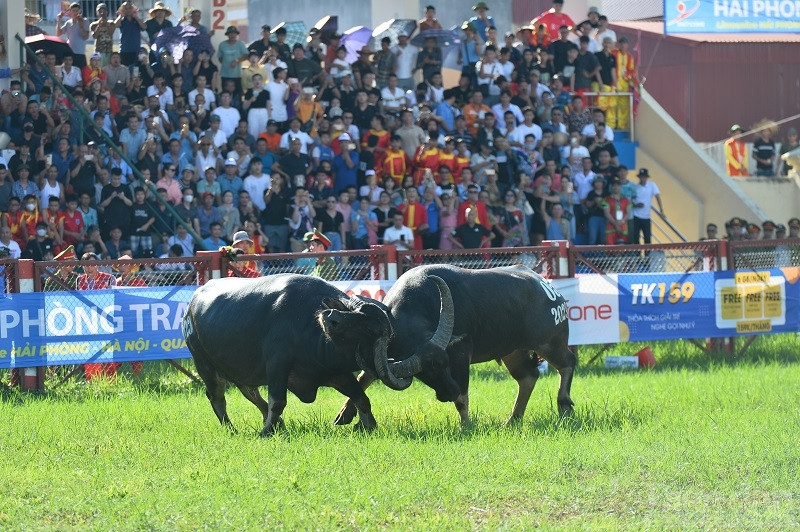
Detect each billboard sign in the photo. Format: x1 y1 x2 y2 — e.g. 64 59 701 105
664 0 800 34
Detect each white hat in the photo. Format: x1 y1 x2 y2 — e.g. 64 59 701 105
338 133 351 141
232 231 253 245
398 31 408 37
365 169 376 176
224 157 237 166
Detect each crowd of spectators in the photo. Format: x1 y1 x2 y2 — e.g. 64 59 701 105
0 0 661 263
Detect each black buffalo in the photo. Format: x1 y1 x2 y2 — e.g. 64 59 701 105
182 274 396 436
320 264 576 424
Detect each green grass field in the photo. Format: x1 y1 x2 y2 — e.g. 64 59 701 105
2 337 799 530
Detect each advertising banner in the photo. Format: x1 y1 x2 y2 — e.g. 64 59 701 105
664 0 800 34
617 271 717 341
1 272 796 368
553 276 621 345
0 280 395 368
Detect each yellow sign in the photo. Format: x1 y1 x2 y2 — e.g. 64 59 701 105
715 270 786 330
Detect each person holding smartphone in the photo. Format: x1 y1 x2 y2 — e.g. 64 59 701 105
383 211 414 250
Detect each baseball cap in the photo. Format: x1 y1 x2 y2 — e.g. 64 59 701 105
210 114 221 122
224 157 237 166
338 133 351 141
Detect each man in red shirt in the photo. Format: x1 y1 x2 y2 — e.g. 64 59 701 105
457 183 490 227
78 252 120 381
400 187 428 250
532 0 576 40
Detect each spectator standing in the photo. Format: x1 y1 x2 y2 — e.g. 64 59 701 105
115 2 147 67
90 3 115 66
611 36 638 130
724 124 748 177
0 226 22 259
631 168 663 244
145 2 173 45
779 127 799 176
468 2 495 41
602 178 631 244
100 171 133 237
57 2 89 69
419 5 443 32
218 26 249 95
383 211 415 250
533 0 576 41
752 125 777 177
393 32 417 92
448 206 493 249
77 252 119 379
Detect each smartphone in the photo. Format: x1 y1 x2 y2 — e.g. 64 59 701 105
133 66 139 77
400 235 405 241
45 154 53 166
85 154 94 161
11 90 20 98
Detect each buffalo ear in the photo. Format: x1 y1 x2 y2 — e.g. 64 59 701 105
321 297 350 311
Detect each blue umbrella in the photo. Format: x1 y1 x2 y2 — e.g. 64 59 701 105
340 26 373 63
410 28 460 48
269 21 310 49
152 25 214 62
370 19 417 50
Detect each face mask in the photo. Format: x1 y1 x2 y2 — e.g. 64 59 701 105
138 54 147 61
26 203 36 211
524 143 536 150
184 195 193 203
36 229 47 237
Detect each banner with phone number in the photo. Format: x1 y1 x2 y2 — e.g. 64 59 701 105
617 269 800 341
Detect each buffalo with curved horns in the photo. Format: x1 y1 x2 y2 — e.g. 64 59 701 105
319 264 576 424
182 274 403 436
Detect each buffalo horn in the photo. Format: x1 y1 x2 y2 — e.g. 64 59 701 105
390 275 455 378
372 335 412 390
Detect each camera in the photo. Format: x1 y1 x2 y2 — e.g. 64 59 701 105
11 90 20 98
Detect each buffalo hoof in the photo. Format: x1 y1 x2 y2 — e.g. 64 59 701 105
258 417 285 437
354 419 376 433
558 402 575 418
333 402 357 425
504 416 524 427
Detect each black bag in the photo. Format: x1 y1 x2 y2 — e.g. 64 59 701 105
300 107 317 133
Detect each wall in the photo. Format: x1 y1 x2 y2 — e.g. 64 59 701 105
636 89 766 238
246 1 373 39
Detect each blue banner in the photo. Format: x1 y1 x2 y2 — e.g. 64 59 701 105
664 0 800 34
617 269 800 341
0 287 194 368
618 271 717 341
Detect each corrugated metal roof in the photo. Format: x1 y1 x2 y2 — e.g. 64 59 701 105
612 20 800 43
600 0 663 22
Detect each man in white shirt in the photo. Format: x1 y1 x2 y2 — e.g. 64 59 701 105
392 32 417 92
380 74 407 118
58 53 82 89
279 118 315 155
146 73 174 110
214 92 242 138
382 211 415 250
508 106 543 149
242 158 271 210
631 168 664 244
0 226 22 258
188 74 217 112
573 156 596 201
592 16 617 50
491 91 524 125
